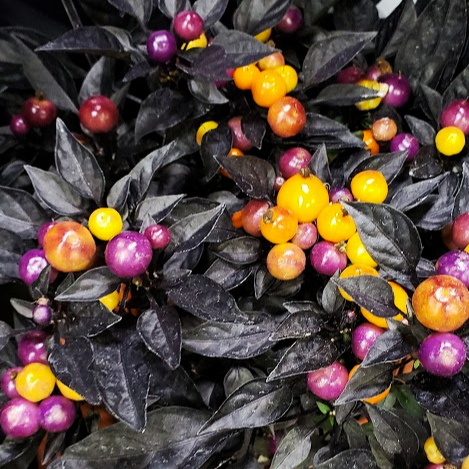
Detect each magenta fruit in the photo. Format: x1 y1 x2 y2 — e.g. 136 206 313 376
435 250 469 287
38 396 76 433
9 115 30 136
379 73 411 108
1 367 23 399
18 249 57 286
291 223 318 250
173 10 204 41
241 200 270 237
329 187 354 203
278 147 312 179
351 323 384 360
144 224 171 250
275 5 303 34
452 212 469 249
105 231 153 278
440 99 469 135
37 221 56 247
146 30 177 63
1 397 40 438
310 241 347 276
32 304 53 326
389 133 420 162
307 361 348 401
227 116 253 152
336 66 365 84
18 330 49 366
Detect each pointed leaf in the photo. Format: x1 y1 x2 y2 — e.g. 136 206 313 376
107 175 131 213
55 119 105 203
271 425 317 469
418 84 443 125
351 151 408 185
204 258 254 291
315 449 378 469
409 145 443 179
193 0 229 28
404 115 436 146
134 194 185 224
157 0 190 18
188 77 229 104
443 62 469 105
270 309 323 341
10 299 34 319
78 57 114 103
0 321 12 353
211 236 263 265
308 144 331 185
311 84 382 106
453 161 469 218
107 0 153 24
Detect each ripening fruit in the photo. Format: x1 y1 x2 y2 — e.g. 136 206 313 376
251 70 287 108
440 99 469 134
339 264 379 302
424 437 446 465
255 29 272 42
307 361 348 401
291 222 317 250
337 66 365 84
390 133 420 162
88 207 123 241
379 73 411 108
351 170 388 203
266 242 306 280
351 323 384 360
99 290 120 311
173 10 204 41
329 187 354 203
233 64 261 91
79 96 119 134
276 5 303 34
371 118 397 142
16 363 56 403
362 130 379 155
56 380 85 401
258 52 285 71
317 203 357 243
1 367 22 399
435 250 469 286
18 330 48 366
277 171 329 223
310 241 347 276
452 212 469 248
346 232 377 267
435 126 465 156
22 97 57 128
38 396 76 433
196 120 218 145
43 221 96 272
274 65 298 93
278 147 312 179
227 116 253 151
412 275 469 332
241 199 270 237
260 206 298 244
18 249 57 286
267 97 306 138
9 115 30 136
355 79 388 111
144 224 172 249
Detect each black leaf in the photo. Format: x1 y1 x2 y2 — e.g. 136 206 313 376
190 31 276 81
303 31 376 88
362 329 417 367
308 144 331 185
335 364 394 405
341 202 422 277
135 89 194 141
137 304 182 370
409 145 443 179
211 237 263 265
270 308 323 341
322 273 345 315
241 114 266 150
408 193 454 231
204 258 254 291
0 321 12 353
233 0 291 36
418 84 443 125
376 0 417 58
54 267 121 302
134 194 185 225
188 78 229 104
394 0 467 91
25 165 86 216
224 367 254 396
157 0 190 18
334 0 378 32
350 151 408 185
30 264 52 300
107 0 153 24
267 336 338 381
199 379 292 434
168 274 247 322
182 317 277 359
200 124 232 180
390 173 449 212
443 62 469 106
427 412 469 465
314 449 378 469
271 424 317 469
48 334 101 405
107 175 131 213
78 57 114 103
404 115 436 146
90 321 150 431
193 0 229 29
216 155 275 200
36 26 130 58
333 276 403 318
310 84 382 106
0 186 47 239
408 373 469 422
55 119 105 204
10 298 34 319
366 404 419 467
453 161 469 218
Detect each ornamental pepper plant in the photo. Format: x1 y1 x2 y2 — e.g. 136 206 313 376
2 0 469 468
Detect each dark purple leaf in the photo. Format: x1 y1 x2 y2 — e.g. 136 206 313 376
418 84 442 125
188 78 229 104
200 124 232 180
350 151 408 185
453 161 469 218
314 449 378 469
157 0 190 18
107 175 131 213
321 273 345 315
310 84 382 106
334 0 378 32
308 144 331 185
408 194 454 231
443 62 469 106
211 237 263 265
193 0 230 29
107 0 153 24
409 145 443 179
404 115 436 146
270 309 323 341
204 259 254 291
241 114 266 150
134 194 185 225
78 57 114 103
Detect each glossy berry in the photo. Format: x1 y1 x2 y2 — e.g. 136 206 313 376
277 171 329 223
43 221 96 272
22 97 57 128
379 73 411 108
37 221 56 247
339 264 379 302
329 187 354 203
251 70 287 108
105 231 153 278
79 95 119 134
1 367 22 399
267 97 306 138
274 176 285 191
424 437 446 465
307 361 348 401
291 223 317 250
38 396 76 433
1 398 40 438
146 30 177 63
173 10 204 41
144 224 172 249
18 249 57 286
254 29 272 43
260 206 298 244
57 380 84 401
196 120 218 145
346 231 377 268
18 330 49 366
16 363 56 403
336 66 365 84
372 117 397 142
241 199 270 237
412 275 469 332
365 65 383 82
182 33 207 50
278 147 312 179
351 323 384 360
233 64 261 91
419 332 466 377
390 133 420 162
435 126 465 156
88 207 123 241
310 241 347 276
362 129 379 155
317 203 357 243
32 304 53 325
258 52 285 71
99 290 120 311
266 242 306 280
355 79 387 111
452 212 469 248
351 170 388 203
274 65 298 93
9 115 30 136
227 116 253 151
276 5 303 33
435 250 469 287
440 99 469 134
